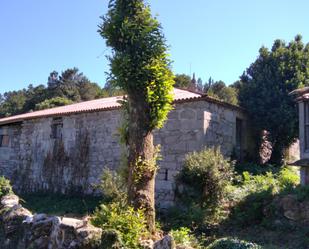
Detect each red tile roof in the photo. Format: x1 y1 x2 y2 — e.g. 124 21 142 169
0 88 202 125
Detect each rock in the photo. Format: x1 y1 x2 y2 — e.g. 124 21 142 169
0 194 19 209
279 195 300 221
0 194 102 249
1 202 32 249
154 235 176 249
140 239 154 249
265 194 309 224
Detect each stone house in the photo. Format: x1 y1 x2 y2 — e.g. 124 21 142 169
0 88 253 208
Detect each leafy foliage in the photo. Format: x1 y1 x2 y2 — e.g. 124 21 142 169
207 238 262 249
0 176 13 198
206 80 239 105
99 0 174 130
35 97 74 110
177 147 234 208
226 167 299 226
238 35 309 164
99 0 175 231
174 74 191 88
96 168 127 204
0 68 107 118
0 90 27 117
170 227 200 247
91 202 148 249
47 68 104 102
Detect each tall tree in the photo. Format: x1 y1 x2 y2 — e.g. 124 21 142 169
99 0 174 232
0 90 27 117
47 68 102 102
238 35 309 164
205 80 238 105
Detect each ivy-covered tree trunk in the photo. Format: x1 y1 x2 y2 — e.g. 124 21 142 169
99 0 174 233
126 99 156 233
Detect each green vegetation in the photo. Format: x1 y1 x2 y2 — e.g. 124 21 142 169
0 176 13 198
207 238 262 249
0 152 306 248
92 202 148 249
99 0 174 232
35 97 74 110
170 227 202 248
21 193 101 217
0 67 122 117
177 148 234 208
92 168 150 248
158 148 308 248
238 35 309 164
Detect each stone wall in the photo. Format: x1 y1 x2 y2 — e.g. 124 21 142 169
0 99 251 208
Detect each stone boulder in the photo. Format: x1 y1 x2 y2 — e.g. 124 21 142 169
264 194 309 224
154 235 176 249
0 194 102 249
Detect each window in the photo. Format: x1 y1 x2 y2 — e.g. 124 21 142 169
304 102 309 150
51 118 63 139
0 135 9 147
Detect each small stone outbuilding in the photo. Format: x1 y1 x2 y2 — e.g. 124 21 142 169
290 87 309 185
0 88 254 208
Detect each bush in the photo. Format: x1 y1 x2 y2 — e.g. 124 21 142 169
207 238 262 249
226 167 299 226
170 227 194 247
97 168 127 204
0 176 13 198
177 147 234 208
277 167 299 189
91 202 148 249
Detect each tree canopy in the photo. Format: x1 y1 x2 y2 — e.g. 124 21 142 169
0 68 105 117
238 35 309 164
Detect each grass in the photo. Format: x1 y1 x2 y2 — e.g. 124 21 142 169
20 193 102 217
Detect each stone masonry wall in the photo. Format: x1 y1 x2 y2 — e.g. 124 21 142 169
0 99 250 208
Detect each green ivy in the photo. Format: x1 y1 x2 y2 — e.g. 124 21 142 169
98 0 174 130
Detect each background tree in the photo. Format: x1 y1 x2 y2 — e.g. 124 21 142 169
47 68 103 102
22 84 48 112
197 77 203 92
0 90 27 117
205 80 238 105
174 74 191 88
0 68 106 117
99 0 174 232
35 97 74 110
238 35 309 164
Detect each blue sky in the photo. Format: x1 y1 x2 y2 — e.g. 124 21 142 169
1 0 309 93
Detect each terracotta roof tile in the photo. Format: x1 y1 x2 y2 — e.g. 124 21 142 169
0 88 202 125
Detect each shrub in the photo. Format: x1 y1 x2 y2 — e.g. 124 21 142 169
226 167 299 226
170 227 194 247
97 168 127 204
0 176 13 198
91 202 148 249
207 238 262 249
277 167 299 189
177 147 234 208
